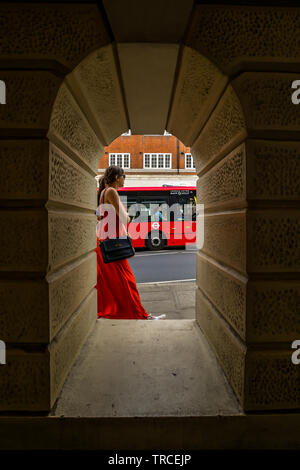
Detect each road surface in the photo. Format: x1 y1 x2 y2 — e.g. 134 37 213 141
128 247 197 283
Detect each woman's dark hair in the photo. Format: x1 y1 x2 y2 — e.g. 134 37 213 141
97 165 124 205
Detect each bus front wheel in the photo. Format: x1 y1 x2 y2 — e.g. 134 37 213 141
146 231 165 251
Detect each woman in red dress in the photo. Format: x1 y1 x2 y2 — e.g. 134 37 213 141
95 165 166 320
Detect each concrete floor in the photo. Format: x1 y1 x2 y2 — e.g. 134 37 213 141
51 319 242 417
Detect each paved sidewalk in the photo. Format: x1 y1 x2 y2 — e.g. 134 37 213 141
137 280 196 319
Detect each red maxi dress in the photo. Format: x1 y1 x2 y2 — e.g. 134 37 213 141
95 189 149 320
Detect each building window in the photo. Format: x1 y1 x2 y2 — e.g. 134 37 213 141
185 153 195 169
165 154 171 168
158 154 164 168
109 153 130 168
144 154 150 168
143 153 172 169
151 154 157 168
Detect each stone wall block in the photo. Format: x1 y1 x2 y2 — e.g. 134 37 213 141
232 73 300 136
0 253 97 344
0 280 49 343
196 253 247 340
196 253 300 344
196 287 246 404
196 280 300 411
48 83 103 173
197 143 246 210
49 289 97 407
49 252 97 341
201 212 247 274
0 4 109 69
67 45 128 145
0 210 48 272
246 140 300 201
0 349 50 411
0 140 49 201
244 349 300 411
186 5 300 74
247 280 300 343
167 46 228 146
192 85 247 173
0 72 61 134
49 143 97 210
48 212 96 271
247 210 300 272
0 288 97 411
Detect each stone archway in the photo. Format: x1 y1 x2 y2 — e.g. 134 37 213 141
44 43 235 412
0 1 299 414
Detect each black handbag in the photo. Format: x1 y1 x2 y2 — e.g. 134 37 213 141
98 188 135 263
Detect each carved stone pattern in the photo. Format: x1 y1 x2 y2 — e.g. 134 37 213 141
245 352 300 410
197 145 245 207
196 288 244 400
73 46 127 143
249 282 300 342
49 84 102 172
0 140 49 199
0 4 109 68
234 73 300 130
49 213 96 270
50 290 96 400
197 255 246 338
169 47 225 144
49 252 97 339
0 72 61 129
0 211 48 271
248 214 300 270
0 281 49 343
0 352 49 410
202 213 246 273
247 141 300 199
49 144 96 209
192 86 246 171
187 6 300 72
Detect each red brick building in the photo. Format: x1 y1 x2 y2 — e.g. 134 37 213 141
97 132 197 187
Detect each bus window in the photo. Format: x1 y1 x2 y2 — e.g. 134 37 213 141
169 195 195 221
120 194 139 220
140 199 169 222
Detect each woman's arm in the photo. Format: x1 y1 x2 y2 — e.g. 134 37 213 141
105 187 130 226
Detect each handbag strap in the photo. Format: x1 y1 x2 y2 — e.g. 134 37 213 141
97 187 107 240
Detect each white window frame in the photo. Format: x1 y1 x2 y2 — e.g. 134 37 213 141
143 153 172 169
109 153 131 169
185 153 195 170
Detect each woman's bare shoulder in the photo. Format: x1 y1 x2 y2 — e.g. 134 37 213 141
105 186 117 194
105 187 119 202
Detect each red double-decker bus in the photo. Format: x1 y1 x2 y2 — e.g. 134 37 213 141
118 186 196 250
